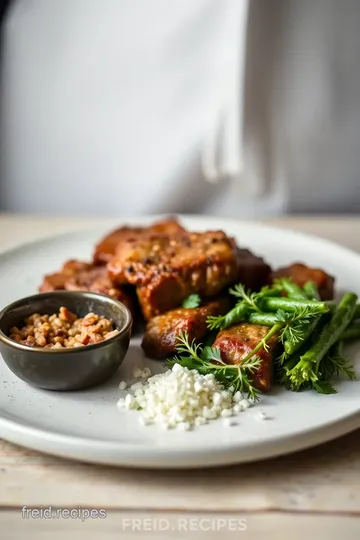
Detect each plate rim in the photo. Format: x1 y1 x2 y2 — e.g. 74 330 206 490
0 409 359 468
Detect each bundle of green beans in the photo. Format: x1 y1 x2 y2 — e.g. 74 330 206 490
207 278 359 394
279 283 358 393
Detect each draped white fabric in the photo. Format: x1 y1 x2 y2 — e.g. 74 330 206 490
1 0 360 215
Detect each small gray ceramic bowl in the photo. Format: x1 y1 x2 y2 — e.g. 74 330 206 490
0 291 132 391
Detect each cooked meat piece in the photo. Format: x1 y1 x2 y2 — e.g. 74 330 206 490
142 297 230 359
109 230 239 319
65 265 135 316
109 230 238 286
39 260 92 292
212 323 278 391
236 248 272 291
39 261 135 319
148 218 187 235
62 260 93 274
93 218 186 264
93 227 143 265
271 262 334 300
134 276 187 321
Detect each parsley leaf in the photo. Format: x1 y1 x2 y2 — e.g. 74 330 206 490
182 294 201 309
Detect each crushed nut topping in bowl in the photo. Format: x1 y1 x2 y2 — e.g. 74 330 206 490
8 306 119 349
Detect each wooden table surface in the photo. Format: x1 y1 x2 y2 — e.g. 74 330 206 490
1 213 360 540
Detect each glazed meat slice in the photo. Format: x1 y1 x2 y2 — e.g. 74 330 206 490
93 218 186 264
93 226 143 265
65 265 135 316
39 260 92 292
109 230 238 287
39 261 135 319
236 248 272 291
212 323 279 391
142 297 230 359
109 231 239 319
147 218 187 235
271 263 334 300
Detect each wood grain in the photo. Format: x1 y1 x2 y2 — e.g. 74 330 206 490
0 429 360 512
1 510 360 540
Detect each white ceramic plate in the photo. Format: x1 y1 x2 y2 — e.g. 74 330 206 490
0 215 360 469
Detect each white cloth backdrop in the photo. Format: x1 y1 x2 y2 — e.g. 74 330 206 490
1 0 360 216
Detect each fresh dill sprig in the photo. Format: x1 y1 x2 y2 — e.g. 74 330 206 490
312 380 337 395
207 282 315 332
182 294 201 309
228 284 263 313
275 306 321 343
166 330 262 400
207 283 278 331
320 342 356 381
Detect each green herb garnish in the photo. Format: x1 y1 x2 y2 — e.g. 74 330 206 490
182 294 201 309
281 293 357 392
166 330 262 400
177 280 358 398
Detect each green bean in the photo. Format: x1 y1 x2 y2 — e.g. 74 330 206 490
352 303 360 321
206 302 249 330
299 293 358 369
329 340 344 358
279 281 320 357
327 301 357 315
261 289 283 298
259 297 329 314
276 279 308 300
283 316 320 357
282 351 302 372
247 312 279 326
303 281 320 300
281 280 320 356
339 320 360 341
326 300 337 312
333 302 360 322
280 339 311 380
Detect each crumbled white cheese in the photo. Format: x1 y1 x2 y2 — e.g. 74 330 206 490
130 381 143 392
212 392 222 405
119 381 127 390
194 416 207 427
141 367 152 379
232 398 251 414
117 364 251 430
233 391 242 403
133 367 143 379
239 399 250 410
117 398 126 408
124 394 136 409
220 408 233 418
